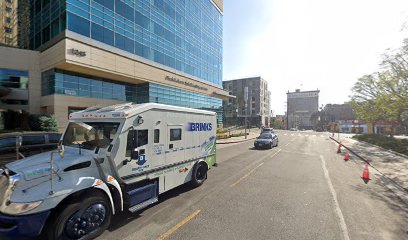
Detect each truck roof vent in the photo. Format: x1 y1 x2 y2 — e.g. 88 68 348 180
83 106 102 112
96 103 134 112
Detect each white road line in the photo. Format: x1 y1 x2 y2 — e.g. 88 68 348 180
284 133 287 136
291 134 294 136
320 155 350 240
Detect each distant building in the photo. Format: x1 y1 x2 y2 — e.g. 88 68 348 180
286 89 319 129
323 103 355 122
223 77 271 127
0 0 30 48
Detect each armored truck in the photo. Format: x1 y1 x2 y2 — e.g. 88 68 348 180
0 103 217 239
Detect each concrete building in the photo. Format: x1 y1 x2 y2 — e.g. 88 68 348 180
0 0 30 48
0 0 229 131
323 103 355 122
223 77 271 127
286 89 319 130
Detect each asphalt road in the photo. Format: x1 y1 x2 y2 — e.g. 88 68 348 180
97 130 407 240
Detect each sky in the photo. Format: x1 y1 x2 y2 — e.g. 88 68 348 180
223 0 408 115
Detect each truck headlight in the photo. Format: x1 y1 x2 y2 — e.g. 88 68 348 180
2 201 42 215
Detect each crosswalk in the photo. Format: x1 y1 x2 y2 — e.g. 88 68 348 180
283 133 326 138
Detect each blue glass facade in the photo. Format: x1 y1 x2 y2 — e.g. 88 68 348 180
42 69 223 124
31 0 223 86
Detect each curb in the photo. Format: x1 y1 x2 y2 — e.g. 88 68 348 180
216 136 257 145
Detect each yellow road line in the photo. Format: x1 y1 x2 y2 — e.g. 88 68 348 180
157 209 201 240
229 149 281 187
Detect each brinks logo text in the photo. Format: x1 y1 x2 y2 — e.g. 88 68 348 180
188 122 212 131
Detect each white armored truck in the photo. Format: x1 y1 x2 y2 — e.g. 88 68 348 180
0 103 217 240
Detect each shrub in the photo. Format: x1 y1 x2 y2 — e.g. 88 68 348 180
353 134 408 156
29 114 58 132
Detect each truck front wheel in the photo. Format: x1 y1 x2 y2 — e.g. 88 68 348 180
46 192 112 240
191 162 208 187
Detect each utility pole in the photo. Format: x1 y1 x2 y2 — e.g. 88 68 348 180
244 86 248 139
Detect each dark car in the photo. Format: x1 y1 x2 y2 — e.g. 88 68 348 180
261 128 274 134
254 133 279 149
0 132 62 164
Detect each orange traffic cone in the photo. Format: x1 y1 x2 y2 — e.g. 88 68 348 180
344 151 350 161
362 164 370 183
337 143 342 153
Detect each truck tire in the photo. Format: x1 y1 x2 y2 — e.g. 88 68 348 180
191 162 207 187
45 192 112 240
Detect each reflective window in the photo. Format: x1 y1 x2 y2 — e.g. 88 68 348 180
0 68 29 89
58 0 223 86
41 70 223 126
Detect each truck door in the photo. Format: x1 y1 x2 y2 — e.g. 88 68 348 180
166 125 184 164
125 129 150 172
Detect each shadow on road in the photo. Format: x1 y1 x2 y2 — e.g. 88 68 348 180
249 147 276 151
352 181 408 217
107 183 194 232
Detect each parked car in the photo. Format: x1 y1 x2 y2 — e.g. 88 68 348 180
0 132 61 164
254 133 279 149
261 127 274 134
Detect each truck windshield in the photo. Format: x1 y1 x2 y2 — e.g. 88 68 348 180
62 122 120 150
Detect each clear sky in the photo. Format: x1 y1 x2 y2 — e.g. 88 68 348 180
223 0 408 115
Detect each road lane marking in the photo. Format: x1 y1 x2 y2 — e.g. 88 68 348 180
157 209 201 240
230 162 264 187
320 155 350 240
230 149 281 187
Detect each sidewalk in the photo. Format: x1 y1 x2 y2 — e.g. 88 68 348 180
331 136 408 202
216 128 260 144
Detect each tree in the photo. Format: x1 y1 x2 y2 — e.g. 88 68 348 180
351 38 408 133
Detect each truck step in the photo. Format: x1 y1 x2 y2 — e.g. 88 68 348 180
128 197 158 213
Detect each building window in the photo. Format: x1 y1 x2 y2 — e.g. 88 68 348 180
0 68 29 90
4 27 12 34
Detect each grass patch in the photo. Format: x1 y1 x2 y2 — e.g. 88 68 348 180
353 134 408 156
216 128 229 134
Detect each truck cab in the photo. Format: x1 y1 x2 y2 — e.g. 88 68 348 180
0 103 217 240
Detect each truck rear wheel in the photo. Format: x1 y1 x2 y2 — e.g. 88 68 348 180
191 162 208 187
46 192 111 240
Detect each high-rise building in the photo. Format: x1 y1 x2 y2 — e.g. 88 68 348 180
0 0 229 131
286 89 319 129
223 77 271 127
0 0 18 47
0 0 30 48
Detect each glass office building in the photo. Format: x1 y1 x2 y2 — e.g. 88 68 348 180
42 68 223 124
1 0 226 130
30 0 222 86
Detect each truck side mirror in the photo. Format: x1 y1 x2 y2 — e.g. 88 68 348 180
58 141 65 159
16 136 22 148
131 149 138 160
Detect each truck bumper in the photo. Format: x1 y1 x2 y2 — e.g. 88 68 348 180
0 210 50 240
